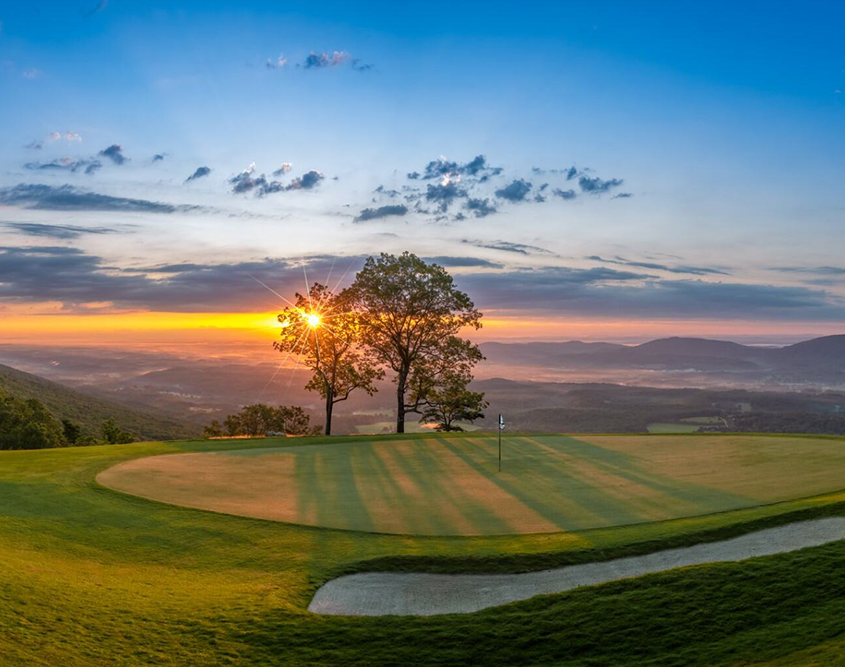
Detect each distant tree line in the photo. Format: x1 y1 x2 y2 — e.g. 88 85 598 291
203 404 320 438
0 389 136 450
274 252 488 435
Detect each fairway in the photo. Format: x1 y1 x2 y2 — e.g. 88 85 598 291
98 434 845 536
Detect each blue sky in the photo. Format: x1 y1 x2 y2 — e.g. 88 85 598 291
1 1 844 340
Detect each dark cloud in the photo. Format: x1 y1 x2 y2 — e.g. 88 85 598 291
354 204 409 222
416 154 500 181
0 184 179 213
771 266 845 276
588 255 730 276
553 188 576 200
288 170 324 190
612 192 633 199
152 153 167 163
373 185 400 198
24 157 102 175
230 165 323 195
98 144 128 165
303 51 349 68
407 171 421 180
455 267 845 319
579 175 623 194
424 257 504 269
272 163 293 177
185 166 212 183
0 246 367 312
0 222 121 239
465 198 497 218
425 182 467 212
494 179 532 202
461 239 556 256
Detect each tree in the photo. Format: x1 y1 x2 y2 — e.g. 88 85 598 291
417 367 488 432
62 419 82 445
0 390 65 450
101 418 135 444
211 405 320 437
350 253 482 433
203 419 224 438
275 283 382 435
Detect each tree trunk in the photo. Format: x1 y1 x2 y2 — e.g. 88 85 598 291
325 387 334 436
396 371 406 434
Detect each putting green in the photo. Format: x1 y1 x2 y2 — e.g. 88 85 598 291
98 434 845 536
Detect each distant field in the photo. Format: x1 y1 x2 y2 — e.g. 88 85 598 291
647 423 701 433
99 434 845 535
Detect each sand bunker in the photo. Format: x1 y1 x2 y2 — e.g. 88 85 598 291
309 517 845 616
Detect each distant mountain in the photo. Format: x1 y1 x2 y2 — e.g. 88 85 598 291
0 363 196 441
480 334 845 375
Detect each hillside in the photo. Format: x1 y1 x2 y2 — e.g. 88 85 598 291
0 363 196 441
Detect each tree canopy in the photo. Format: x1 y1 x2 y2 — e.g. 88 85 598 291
274 283 381 435
350 252 483 433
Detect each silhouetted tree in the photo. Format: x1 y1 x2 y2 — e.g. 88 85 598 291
275 283 382 435
351 253 482 433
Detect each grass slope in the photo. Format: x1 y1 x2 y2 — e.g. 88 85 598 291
2 433 845 665
0 362 195 441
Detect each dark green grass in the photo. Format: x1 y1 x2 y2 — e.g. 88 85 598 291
2 433 845 666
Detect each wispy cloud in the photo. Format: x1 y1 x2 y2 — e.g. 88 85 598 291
1 222 122 239
461 239 556 256
0 184 181 213
589 255 730 276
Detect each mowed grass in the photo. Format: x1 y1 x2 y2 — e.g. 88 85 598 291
101 434 845 535
3 434 845 665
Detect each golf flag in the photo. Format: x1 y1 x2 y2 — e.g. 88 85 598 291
499 414 505 430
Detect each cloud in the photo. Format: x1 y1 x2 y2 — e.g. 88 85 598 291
99 144 128 165
0 247 368 312
424 256 504 269
1 222 122 239
24 140 43 150
0 184 179 213
230 165 323 195
65 132 82 142
287 170 323 190
303 51 349 68
461 239 556 256
266 54 288 69
588 255 731 276
272 163 292 176
351 58 373 72
22 68 41 80
465 198 497 218
24 157 102 175
45 131 82 144
553 188 576 200
354 204 409 222
771 266 845 276
579 175 623 194
416 154 500 181
185 166 212 183
495 179 532 202
425 182 467 212
612 192 633 199
152 153 167 163
454 267 845 319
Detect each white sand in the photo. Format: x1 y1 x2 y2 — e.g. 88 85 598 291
309 517 845 616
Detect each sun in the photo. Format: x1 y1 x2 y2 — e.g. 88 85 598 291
305 313 321 328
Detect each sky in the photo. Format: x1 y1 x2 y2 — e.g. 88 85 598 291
1 0 844 347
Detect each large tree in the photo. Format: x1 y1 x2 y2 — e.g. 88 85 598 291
275 283 382 435
417 365 489 432
351 252 482 433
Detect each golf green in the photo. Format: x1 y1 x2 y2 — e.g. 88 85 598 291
98 434 845 536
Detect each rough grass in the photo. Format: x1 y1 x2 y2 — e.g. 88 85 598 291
2 433 845 665
100 433 845 535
